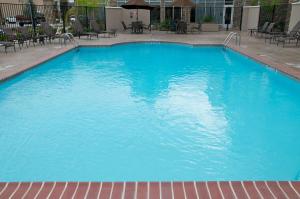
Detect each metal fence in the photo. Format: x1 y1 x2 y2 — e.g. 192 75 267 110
258 4 291 32
0 3 106 33
0 2 292 33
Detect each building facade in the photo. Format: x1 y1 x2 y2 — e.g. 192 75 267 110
113 0 243 27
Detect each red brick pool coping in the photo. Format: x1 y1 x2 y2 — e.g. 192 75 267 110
0 181 299 198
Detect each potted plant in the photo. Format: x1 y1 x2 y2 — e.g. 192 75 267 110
201 15 219 32
159 19 171 31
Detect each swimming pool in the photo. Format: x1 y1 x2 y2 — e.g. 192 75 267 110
1 43 300 181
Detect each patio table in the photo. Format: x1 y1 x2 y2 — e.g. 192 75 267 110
131 21 143 34
248 28 256 36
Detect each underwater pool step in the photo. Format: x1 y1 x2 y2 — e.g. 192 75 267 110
0 181 299 199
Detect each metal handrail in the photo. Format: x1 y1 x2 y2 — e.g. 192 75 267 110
60 33 79 49
223 32 241 48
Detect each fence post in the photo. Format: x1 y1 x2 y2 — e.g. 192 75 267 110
85 6 88 30
271 5 276 22
62 6 66 33
0 4 2 29
29 2 37 37
60 3 68 33
240 6 243 31
104 7 107 30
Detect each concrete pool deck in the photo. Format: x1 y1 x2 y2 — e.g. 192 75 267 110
1 31 300 81
0 181 300 198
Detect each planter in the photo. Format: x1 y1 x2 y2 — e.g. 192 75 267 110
201 23 219 32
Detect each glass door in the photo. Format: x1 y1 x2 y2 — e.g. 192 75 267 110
223 5 233 28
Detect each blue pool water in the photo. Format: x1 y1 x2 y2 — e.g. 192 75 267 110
1 43 300 181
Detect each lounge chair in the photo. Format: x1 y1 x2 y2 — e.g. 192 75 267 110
276 31 300 47
121 21 132 31
90 20 116 38
262 22 275 39
254 22 269 37
72 20 98 39
0 41 16 53
269 21 300 47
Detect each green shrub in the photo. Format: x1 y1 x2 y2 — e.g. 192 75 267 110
202 15 214 23
159 19 170 31
250 0 259 5
96 20 105 30
0 34 7 41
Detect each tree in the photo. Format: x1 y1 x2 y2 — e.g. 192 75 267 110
24 0 37 17
76 0 107 6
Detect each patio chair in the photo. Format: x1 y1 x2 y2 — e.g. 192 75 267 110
143 23 151 31
40 22 56 43
2 28 19 50
176 21 187 34
170 20 177 32
131 21 143 34
72 20 98 39
189 23 201 33
121 21 132 31
17 27 38 48
2 28 17 43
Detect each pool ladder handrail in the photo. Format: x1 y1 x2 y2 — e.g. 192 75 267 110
68 33 79 49
223 32 241 48
59 33 79 49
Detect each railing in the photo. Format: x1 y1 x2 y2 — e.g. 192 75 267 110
223 32 241 48
0 3 106 33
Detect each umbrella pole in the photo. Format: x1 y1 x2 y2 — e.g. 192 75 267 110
181 7 182 20
172 6 174 20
